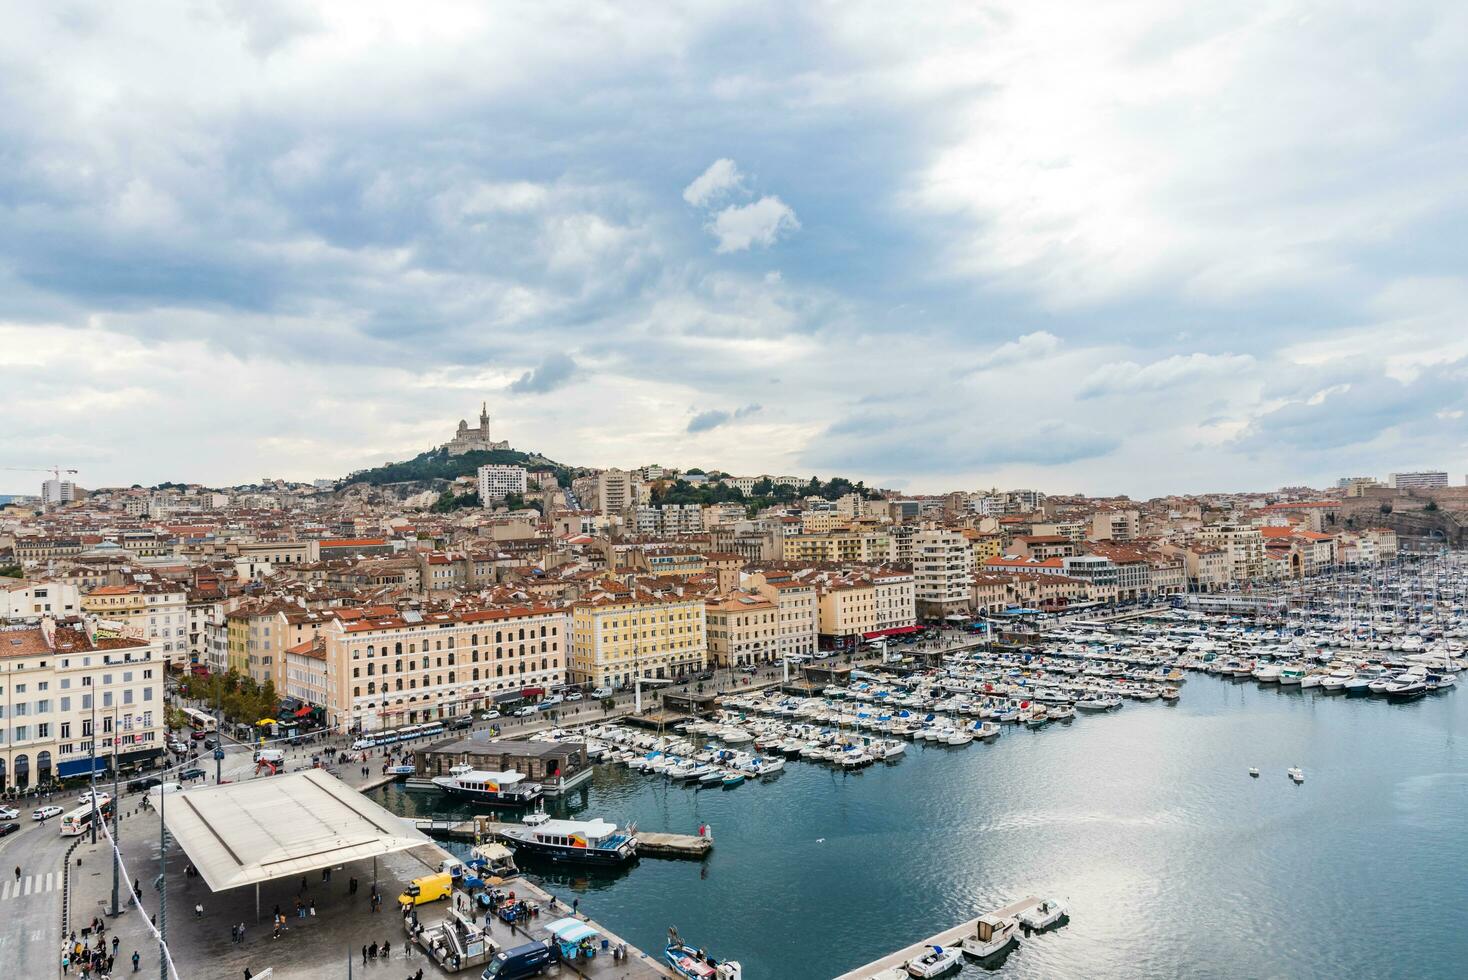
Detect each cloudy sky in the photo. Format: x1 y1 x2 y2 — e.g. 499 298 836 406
3 1 1466 497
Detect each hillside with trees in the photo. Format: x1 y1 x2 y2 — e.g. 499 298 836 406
343 447 578 489
653 474 883 514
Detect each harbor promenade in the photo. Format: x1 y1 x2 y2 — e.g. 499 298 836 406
63 778 676 980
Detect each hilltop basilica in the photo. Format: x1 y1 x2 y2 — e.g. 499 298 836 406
445 403 510 455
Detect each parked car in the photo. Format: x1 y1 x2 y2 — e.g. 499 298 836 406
190 729 207 740
451 717 473 730
203 736 220 749
590 687 614 700
696 670 715 681
32 805 63 821
564 692 583 702
512 706 536 718
480 710 502 721
179 768 206 781
0 823 19 838
739 664 760 674
127 776 164 794
540 694 564 708
0 806 19 820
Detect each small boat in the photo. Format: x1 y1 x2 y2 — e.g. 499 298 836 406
1018 898 1068 931
721 772 745 788
905 944 962 978
1248 768 1259 777
960 913 1019 959
665 933 742 980
1288 767 1305 784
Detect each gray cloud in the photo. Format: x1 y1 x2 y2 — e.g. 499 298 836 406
687 403 762 433
508 353 577 395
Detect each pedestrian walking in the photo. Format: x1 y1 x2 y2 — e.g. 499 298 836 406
238 922 245 943
112 936 119 956
382 940 390 958
231 924 239 944
361 945 367 965
132 950 140 972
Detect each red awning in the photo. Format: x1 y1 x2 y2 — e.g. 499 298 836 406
862 625 923 640
521 687 546 698
294 706 313 717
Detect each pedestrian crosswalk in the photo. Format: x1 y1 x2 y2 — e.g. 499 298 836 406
0 872 59 901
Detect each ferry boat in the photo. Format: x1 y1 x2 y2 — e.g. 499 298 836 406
498 814 638 866
431 765 543 808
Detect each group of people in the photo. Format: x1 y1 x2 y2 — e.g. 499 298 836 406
360 939 393 963
62 924 139 978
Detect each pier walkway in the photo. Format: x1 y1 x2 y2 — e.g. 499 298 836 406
832 896 1041 979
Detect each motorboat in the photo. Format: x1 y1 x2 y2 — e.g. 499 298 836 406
665 934 742 980
431 767 543 808
1287 767 1305 783
1384 675 1428 701
498 816 638 866
1248 768 1259 777
1253 663 1282 683
1320 667 1354 692
1018 898 1069 931
960 914 1019 959
905 944 962 978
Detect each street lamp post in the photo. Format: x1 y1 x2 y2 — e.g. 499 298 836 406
110 707 120 917
159 776 168 980
89 699 98 844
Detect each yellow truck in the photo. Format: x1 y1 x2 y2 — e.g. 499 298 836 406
397 871 453 907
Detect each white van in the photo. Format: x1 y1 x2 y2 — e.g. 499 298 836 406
254 749 285 765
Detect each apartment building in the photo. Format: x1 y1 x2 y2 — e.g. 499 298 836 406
782 530 892 564
0 617 164 789
1196 524 1267 583
478 464 528 505
596 468 639 516
568 587 706 688
705 592 780 667
911 527 973 619
633 504 704 535
1387 471 1449 490
745 573 818 660
809 568 918 649
81 579 189 668
1090 509 1140 541
1 579 82 619
321 605 568 733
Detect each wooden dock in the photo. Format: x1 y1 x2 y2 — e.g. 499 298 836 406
832 896 1042 980
636 831 712 858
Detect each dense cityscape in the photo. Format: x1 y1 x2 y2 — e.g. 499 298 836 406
6 2 1467 978
3 413 1466 978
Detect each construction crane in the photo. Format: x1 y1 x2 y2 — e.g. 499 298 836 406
1 465 78 481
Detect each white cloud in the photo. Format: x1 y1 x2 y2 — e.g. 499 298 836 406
1079 353 1255 398
683 159 746 208
973 330 1060 369
708 196 800 253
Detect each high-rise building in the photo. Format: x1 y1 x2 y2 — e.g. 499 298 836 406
41 479 75 510
1387 471 1448 490
596 468 639 516
478 464 528 505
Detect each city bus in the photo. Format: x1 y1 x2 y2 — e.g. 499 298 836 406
59 798 114 837
181 707 218 733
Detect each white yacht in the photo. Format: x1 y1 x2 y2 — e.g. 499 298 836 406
960 914 1019 959
905 944 961 978
1018 898 1069 931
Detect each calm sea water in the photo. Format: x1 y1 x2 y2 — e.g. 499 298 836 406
372 676 1468 979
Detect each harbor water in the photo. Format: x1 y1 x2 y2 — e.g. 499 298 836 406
372 674 1468 979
